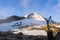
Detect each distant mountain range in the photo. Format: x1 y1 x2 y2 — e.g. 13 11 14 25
0 15 25 23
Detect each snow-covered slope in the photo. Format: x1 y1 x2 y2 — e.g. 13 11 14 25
0 23 19 32
17 19 46 26
0 13 55 36
0 13 53 31
0 18 47 36
0 18 46 32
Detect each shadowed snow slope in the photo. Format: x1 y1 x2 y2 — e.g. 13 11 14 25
0 23 19 32
0 19 46 32
0 18 47 36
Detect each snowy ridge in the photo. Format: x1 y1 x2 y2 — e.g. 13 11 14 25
24 13 45 21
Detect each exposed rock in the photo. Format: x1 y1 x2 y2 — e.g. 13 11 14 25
0 15 25 23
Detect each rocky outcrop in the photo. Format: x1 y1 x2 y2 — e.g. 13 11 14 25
5 15 25 22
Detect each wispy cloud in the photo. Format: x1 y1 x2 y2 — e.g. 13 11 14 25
21 0 29 9
53 0 60 13
52 0 60 21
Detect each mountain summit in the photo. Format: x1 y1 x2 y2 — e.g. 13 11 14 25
24 13 45 21
0 13 55 32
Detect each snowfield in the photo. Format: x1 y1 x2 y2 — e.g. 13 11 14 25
0 19 47 36
12 29 47 36
0 23 19 32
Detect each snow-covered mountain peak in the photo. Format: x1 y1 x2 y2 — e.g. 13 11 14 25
24 13 45 21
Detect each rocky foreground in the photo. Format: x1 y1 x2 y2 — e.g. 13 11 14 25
0 32 48 40
0 31 60 40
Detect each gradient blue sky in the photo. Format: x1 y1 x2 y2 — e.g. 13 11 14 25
0 0 60 22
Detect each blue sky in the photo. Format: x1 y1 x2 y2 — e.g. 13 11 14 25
0 0 60 22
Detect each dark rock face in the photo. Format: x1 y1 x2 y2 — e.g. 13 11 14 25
54 32 60 40
0 15 26 23
6 15 25 22
27 13 34 19
0 19 4 23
